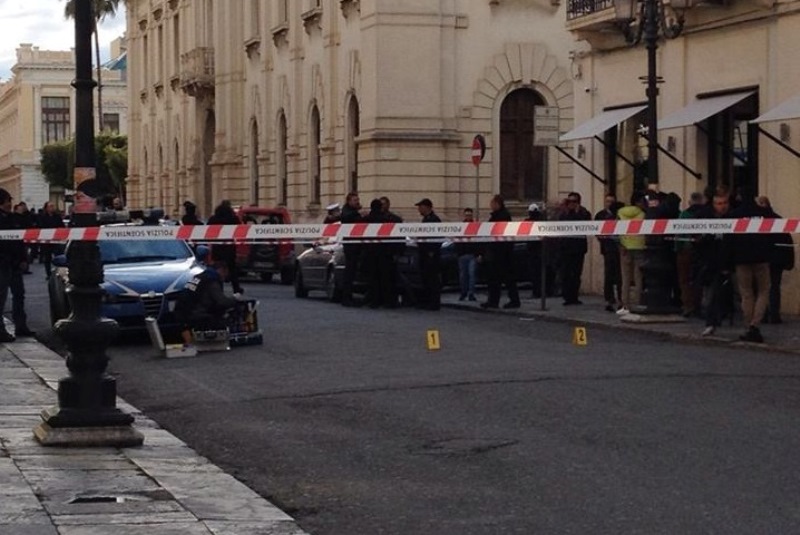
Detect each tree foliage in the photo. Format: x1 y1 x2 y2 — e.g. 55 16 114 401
40 134 128 194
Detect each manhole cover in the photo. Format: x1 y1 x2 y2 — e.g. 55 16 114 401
414 438 518 457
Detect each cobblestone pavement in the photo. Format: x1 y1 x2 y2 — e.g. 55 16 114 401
0 338 309 535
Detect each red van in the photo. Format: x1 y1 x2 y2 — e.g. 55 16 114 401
234 206 296 284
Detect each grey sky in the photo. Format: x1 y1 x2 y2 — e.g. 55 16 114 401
0 0 127 80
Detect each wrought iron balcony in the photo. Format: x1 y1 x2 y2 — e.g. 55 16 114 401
180 47 215 98
567 0 615 20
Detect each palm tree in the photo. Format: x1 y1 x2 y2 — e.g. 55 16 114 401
63 0 122 131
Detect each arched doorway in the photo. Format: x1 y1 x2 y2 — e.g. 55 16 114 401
250 119 260 205
346 95 360 193
202 111 216 216
500 88 547 202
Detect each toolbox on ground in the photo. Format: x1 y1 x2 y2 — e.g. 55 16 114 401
228 299 263 347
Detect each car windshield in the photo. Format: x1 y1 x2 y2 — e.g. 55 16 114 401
93 240 193 264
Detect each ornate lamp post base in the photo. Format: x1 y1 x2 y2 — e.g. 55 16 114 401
33 242 143 448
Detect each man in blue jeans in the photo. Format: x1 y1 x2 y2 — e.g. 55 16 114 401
0 188 34 342
456 208 478 301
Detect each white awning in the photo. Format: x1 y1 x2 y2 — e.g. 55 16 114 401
560 105 647 142
752 94 800 124
658 91 755 130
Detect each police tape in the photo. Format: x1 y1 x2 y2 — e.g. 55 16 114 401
1 218 798 243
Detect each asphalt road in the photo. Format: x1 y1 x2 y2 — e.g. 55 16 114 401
22 262 800 535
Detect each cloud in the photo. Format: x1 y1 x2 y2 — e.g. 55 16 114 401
0 1 127 80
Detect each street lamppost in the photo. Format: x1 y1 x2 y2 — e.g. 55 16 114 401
34 0 143 447
614 0 687 186
614 0 687 315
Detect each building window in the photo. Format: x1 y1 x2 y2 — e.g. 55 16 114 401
346 95 360 193
500 88 547 202
278 111 288 205
309 105 321 204
41 97 70 144
250 0 261 37
250 119 260 205
173 14 180 76
279 0 289 22
102 113 120 133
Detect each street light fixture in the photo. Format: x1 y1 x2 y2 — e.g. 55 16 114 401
34 0 143 447
615 0 688 186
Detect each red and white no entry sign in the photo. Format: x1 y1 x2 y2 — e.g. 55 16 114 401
471 134 486 166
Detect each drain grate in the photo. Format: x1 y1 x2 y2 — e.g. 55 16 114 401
414 437 519 457
69 496 125 504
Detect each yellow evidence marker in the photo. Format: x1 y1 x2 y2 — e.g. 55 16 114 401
427 330 441 351
572 327 588 346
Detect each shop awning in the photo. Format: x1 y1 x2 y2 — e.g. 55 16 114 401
560 105 647 142
658 91 755 130
752 94 800 123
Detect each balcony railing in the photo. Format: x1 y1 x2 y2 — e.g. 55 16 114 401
567 0 615 20
179 47 215 97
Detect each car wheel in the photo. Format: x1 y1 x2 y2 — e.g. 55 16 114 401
260 272 274 283
280 265 295 285
294 268 309 298
325 268 342 302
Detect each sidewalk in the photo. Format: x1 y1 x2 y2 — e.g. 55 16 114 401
0 338 309 535
442 292 800 355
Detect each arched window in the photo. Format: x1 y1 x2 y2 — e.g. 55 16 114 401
500 88 547 202
277 111 288 205
250 120 260 205
173 141 180 213
309 105 321 203
345 95 360 193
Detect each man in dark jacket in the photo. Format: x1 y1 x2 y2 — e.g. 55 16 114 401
756 196 795 324
559 192 591 305
481 195 520 309
730 198 773 343
340 192 364 307
175 260 239 346
695 189 734 337
594 194 621 312
415 198 442 310
363 199 395 308
181 201 204 226
207 200 243 294
0 189 34 341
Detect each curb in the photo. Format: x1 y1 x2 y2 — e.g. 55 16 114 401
442 302 800 357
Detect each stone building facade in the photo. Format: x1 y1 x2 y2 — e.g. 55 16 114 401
565 0 800 311
125 0 578 222
0 41 128 210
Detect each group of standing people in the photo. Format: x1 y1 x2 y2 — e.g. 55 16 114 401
596 187 794 343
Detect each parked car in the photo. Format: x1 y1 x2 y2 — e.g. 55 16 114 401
234 206 296 284
48 238 205 331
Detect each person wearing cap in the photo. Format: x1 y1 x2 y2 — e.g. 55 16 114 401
415 198 442 310
324 203 341 224
181 201 204 226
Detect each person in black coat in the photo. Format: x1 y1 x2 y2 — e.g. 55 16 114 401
0 189 34 341
695 189 735 336
340 192 364 307
480 195 520 309
362 199 396 308
37 202 65 279
594 194 622 311
175 260 239 345
207 200 243 294
415 198 442 310
558 192 591 305
181 201 204 226
756 196 795 324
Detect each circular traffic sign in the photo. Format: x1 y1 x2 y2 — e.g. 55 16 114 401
471 134 486 166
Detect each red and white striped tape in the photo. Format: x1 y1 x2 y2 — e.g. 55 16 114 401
1 218 798 243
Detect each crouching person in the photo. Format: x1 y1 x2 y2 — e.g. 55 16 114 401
175 259 240 347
